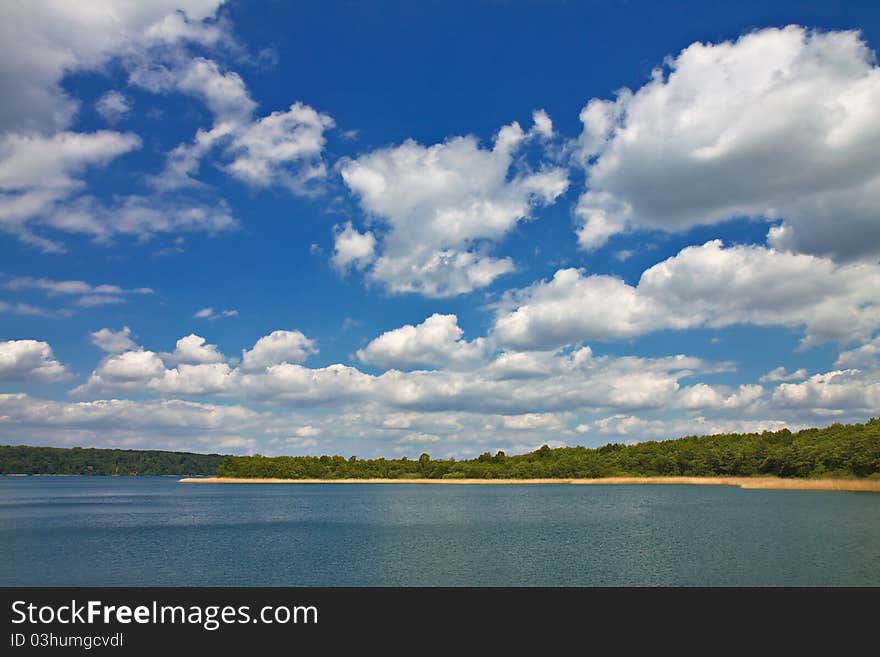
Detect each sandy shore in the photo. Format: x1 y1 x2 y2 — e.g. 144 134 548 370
179 476 880 492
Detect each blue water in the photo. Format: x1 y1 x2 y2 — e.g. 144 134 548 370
1 476 878 586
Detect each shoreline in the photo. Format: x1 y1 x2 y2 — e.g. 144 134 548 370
179 476 880 492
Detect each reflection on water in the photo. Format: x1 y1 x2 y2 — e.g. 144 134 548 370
1 476 878 586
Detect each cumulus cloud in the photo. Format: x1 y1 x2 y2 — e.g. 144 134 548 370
0 131 141 247
144 57 334 195
164 334 226 365
0 1 238 250
0 1 225 133
339 115 569 296
356 314 488 371
590 415 797 440
0 131 140 193
24 323 880 456
770 369 880 415
332 222 376 273
0 393 265 454
530 109 554 139
174 56 256 122
574 26 880 260
95 91 131 124
493 240 880 351
74 328 715 416
91 327 137 354
835 336 880 369
497 413 562 431
86 349 166 384
240 330 317 371
74 345 236 397
1 145 238 249
0 339 70 382
226 102 335 192
675 383 763 410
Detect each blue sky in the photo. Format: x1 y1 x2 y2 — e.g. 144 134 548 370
1 0 879 457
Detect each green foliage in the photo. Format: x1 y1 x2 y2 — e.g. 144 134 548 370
217 418 880 480
4 419 879 480
0 445 225 475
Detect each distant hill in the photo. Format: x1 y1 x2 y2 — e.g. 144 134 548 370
217 419 880 480
0 445 226 475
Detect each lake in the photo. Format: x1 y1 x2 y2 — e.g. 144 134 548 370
2 476 878 586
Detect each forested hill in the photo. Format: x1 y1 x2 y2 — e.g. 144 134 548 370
0 445 226 475
218 419 880 480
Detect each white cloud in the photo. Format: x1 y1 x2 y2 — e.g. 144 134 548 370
770 369 880 414
0 393 265 454
90 350 167 383
531 109 554 139
590 414 796 440
760 366 808 383
174 56 255 123
5 276 152 296
194 307 238 320
332 222 376 273
165 334 225 365
47 195 237 243
91 327 137 354
76 295 125 307
68 324 720 418
835 336 880 369
29 327 880 456
0 2 250 250
574 26 880 260
95 91 131 124
258 351 697 415
143 58 334 195
142 9 229 47
675 383 763 410
356 314 488 371
497 413 562 431
0 132 141 247
339 115 568 296
0 301 70 317
74 346 237 397
241 330 317 371
0 131 140 193
0 1 225 133
226 102 334 192
493 240 880 351
2 183 237 251
4 275 153 309
0 339 70 382
150 362 236 395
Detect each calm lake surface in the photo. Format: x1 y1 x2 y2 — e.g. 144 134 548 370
2 476 878 586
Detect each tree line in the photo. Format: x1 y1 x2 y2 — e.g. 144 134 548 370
217 419 880 480
0 445 226 475
3 419 878 479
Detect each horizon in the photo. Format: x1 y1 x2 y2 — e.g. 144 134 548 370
2 1 880 460
3 416 877 460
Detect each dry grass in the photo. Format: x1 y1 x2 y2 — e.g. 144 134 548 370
179 476 880 492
